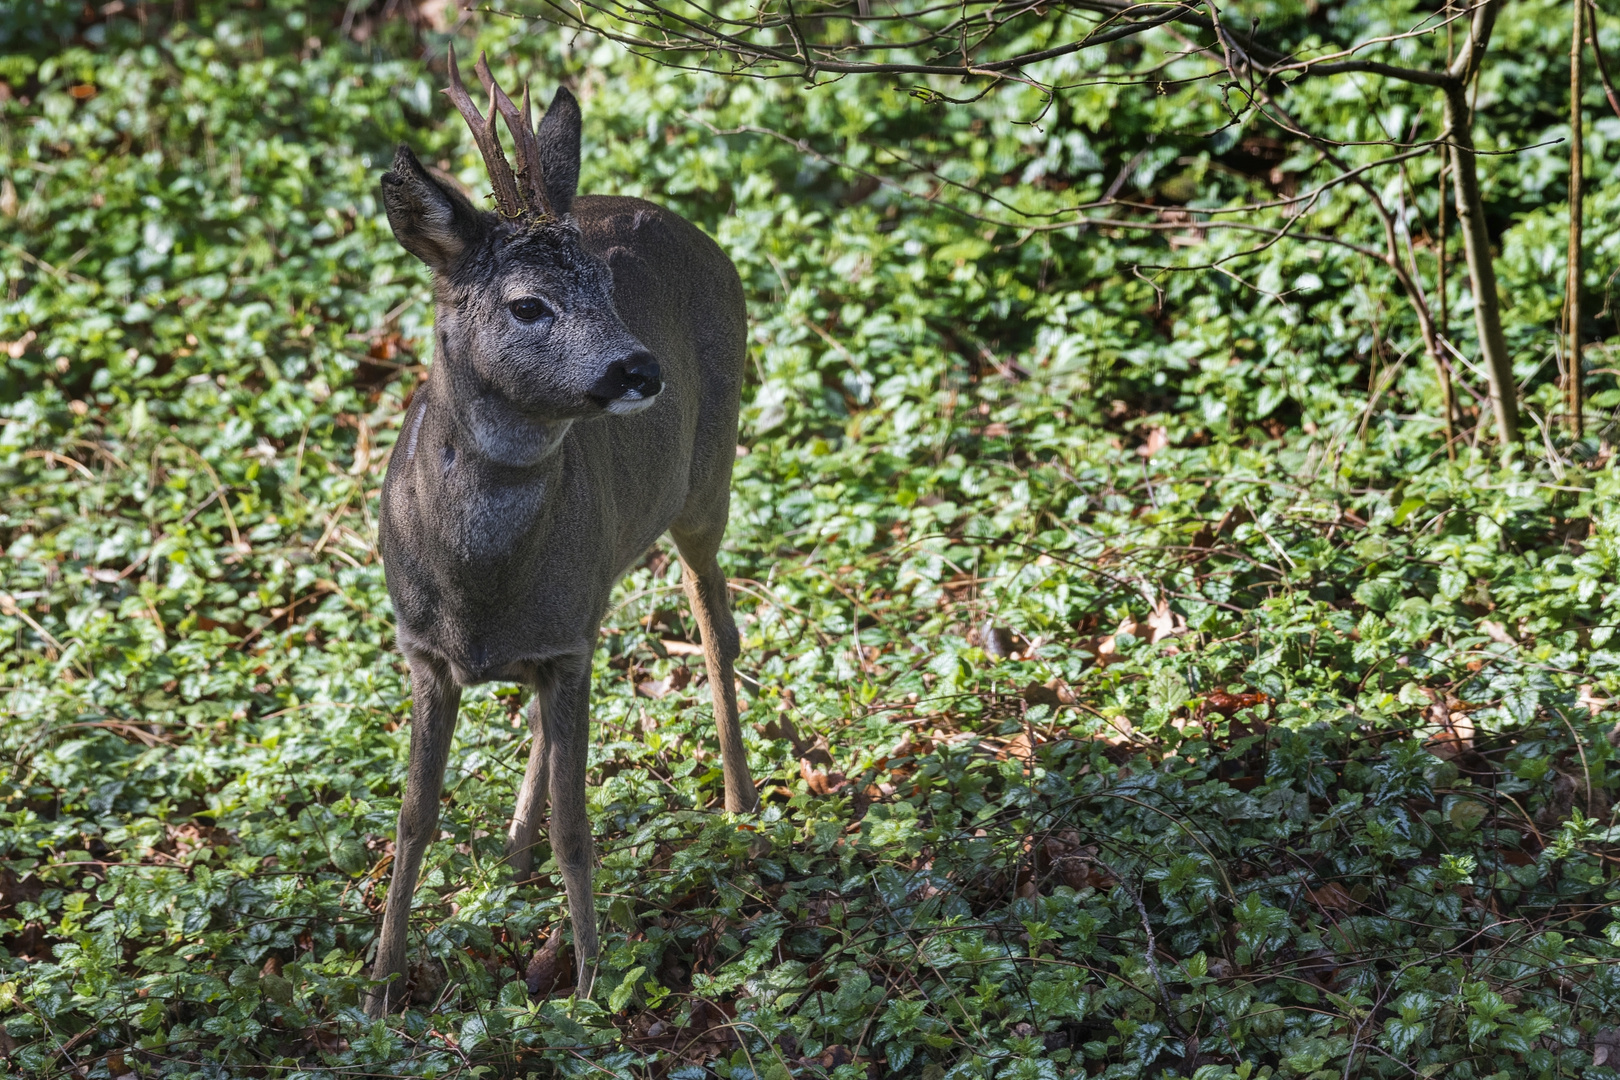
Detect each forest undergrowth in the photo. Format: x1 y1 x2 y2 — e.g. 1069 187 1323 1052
2 2 1620 1078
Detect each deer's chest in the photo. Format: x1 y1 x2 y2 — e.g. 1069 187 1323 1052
379 444 631 684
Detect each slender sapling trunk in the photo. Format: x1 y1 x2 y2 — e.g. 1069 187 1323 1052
1568 0 1586 437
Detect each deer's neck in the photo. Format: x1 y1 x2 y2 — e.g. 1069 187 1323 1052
429 356 573 469
400 375 570 567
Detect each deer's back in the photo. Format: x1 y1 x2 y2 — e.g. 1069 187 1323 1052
569 195 746 563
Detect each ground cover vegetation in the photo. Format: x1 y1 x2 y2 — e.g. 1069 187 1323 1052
2 0 1620 1077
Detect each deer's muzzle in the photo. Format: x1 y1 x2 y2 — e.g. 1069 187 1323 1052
589 351 663 414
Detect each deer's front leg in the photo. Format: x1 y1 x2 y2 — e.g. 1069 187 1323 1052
367 653 461 1017
505 688 550 879
545 658 600 997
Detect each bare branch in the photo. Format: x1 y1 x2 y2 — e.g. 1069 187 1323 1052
525 0 1201 83
1448 0 1501 83
1585 0 1620 122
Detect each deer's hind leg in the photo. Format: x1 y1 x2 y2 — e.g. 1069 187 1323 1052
505 686 550 880
671 522 759 814
368 653 462 1017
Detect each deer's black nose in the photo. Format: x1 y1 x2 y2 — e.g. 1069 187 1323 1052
590 351 663 407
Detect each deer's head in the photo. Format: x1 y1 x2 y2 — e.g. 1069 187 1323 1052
379 49 660 467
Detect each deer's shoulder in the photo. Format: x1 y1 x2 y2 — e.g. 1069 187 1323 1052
571 195 725 264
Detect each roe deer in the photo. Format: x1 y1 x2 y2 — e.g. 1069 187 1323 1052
365 48 758 1015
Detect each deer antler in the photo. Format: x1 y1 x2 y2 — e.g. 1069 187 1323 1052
442 44 529 219
473 54 554 219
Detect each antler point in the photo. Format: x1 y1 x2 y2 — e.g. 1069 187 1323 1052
442 46 539 219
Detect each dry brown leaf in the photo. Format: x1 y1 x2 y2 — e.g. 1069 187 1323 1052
981 622 1029 660
799 735 834 769
1594 1028 1620 1067
2 331 35 360
1578 683 1610 718
346 415 371 476
1052 851 1113 891
1136 426 1169 458
1425 709 1474 760
1022 679 1074 708
1203 691 1269 719
1096 715 1136 746
799 759 847 795
636 665 691 700
1306 882 1354 913
368 334 399 361
1144 598 1187 644
816 1045 859 1069
526 926 572 997
1089 634 1126 666
1001 732 1037 764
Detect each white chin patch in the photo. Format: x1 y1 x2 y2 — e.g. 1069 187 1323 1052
605 392 657 415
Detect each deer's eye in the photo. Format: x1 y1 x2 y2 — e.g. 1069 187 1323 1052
508 297 554 323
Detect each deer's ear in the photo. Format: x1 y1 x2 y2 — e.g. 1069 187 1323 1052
380 144 484 270
537 87 581 218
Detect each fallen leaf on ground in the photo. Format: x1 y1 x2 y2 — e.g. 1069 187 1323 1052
1578 683 1610 717
526 927 572 997
636 665 691 700
1595 1028 1620 1067
816 1045 858 1068
1022 679 1074 708
1203 691 1269 719
1000 732 1038 763
1306 882 1354 912
981 621 1028 659
800 758 847 795
1137 426 1169 458
1424 709 1474 760
1145 598 1187 643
